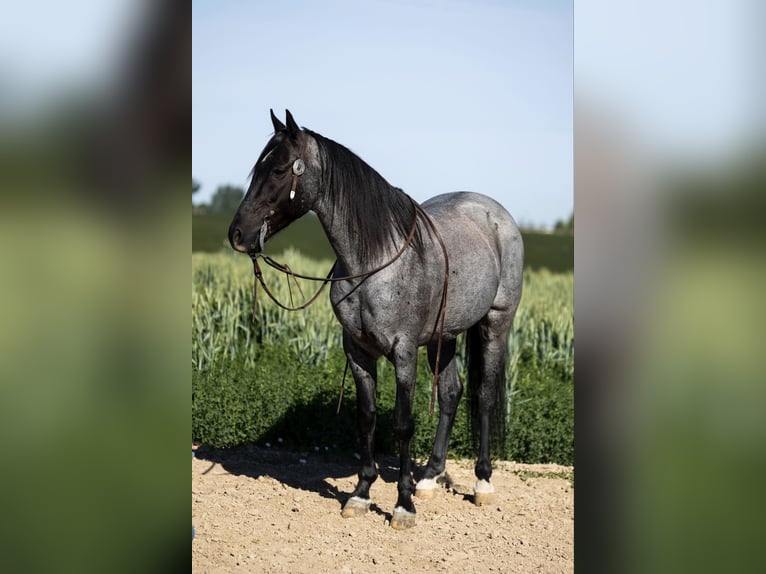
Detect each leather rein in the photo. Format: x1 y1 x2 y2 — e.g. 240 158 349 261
250 161 449 416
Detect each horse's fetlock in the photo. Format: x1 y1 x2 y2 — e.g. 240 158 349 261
359 467 378 483
475 459 493 482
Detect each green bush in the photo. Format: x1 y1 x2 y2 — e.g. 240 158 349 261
505 361 574 464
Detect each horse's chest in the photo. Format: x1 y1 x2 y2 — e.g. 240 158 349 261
330 283 411 354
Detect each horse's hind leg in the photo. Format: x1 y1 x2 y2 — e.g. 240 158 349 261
341 335 379 518
470 310 514 506
415 340 461 499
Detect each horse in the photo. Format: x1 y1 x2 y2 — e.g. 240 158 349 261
228 110 523 529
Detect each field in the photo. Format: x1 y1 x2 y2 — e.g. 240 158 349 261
192 248 573 465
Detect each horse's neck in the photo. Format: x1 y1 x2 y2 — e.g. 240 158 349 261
313 204 367 274
311 146 411 273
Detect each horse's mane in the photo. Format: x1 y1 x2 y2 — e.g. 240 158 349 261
306 129 424 263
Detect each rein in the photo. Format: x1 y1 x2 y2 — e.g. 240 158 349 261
251 198 449 416
250 195 421 312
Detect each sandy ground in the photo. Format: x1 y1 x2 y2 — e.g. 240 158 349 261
192 444 573 573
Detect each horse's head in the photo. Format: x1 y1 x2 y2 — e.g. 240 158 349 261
229 109 320 255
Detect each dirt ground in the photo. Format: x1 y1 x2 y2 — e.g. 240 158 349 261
192 444 573 573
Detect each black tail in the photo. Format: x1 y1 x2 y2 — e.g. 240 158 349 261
466 325 508 457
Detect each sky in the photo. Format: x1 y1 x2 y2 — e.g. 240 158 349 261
192 0 574 228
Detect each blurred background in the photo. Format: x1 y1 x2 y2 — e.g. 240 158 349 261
575 1 765 572
1 0 763 572
0 0 188 572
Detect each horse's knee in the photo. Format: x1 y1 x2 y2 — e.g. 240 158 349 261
438 386 462 414
392 417 414 440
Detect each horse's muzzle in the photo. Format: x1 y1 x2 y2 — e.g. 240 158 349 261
228 217 252 254
228 216 268 254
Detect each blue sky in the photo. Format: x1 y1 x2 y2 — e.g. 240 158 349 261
193 0 573 228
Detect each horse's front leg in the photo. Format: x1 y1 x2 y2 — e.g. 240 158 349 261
341 335 379 518
389 343 418 529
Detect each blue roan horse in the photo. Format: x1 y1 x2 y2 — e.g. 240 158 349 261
229 110 523 529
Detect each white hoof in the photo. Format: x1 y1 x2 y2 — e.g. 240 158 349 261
415 477 439 499
341 496 371 518
473 479 495 506
390 506 417 530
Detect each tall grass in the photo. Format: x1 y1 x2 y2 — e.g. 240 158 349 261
192 249 573 464
192 249 340 370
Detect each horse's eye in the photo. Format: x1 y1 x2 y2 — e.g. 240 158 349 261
273 168 286 176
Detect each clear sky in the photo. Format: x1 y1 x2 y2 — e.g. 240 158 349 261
192 0 573 228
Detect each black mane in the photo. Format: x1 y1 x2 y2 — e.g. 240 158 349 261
306 129 424 263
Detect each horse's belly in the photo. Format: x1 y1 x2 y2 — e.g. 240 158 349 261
421 273 498 343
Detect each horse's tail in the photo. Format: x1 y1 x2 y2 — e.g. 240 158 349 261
466 324 482 451
466 325 507 457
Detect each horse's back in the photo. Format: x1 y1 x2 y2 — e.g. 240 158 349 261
422 191 511 216
422 192 523 276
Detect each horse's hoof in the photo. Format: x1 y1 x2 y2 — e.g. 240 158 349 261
473 479 495 506
415 477 438 499
390 506 416 530
341 496 371 518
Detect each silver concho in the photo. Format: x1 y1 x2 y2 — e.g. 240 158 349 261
292 158 305 176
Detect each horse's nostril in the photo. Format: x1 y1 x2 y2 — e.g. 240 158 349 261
232 227 242 245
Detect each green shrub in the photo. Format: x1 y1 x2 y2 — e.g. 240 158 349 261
505 361 574 465
192 346 355 449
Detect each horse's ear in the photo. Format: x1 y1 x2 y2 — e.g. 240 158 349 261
285 109 300 138
270 109 286 132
